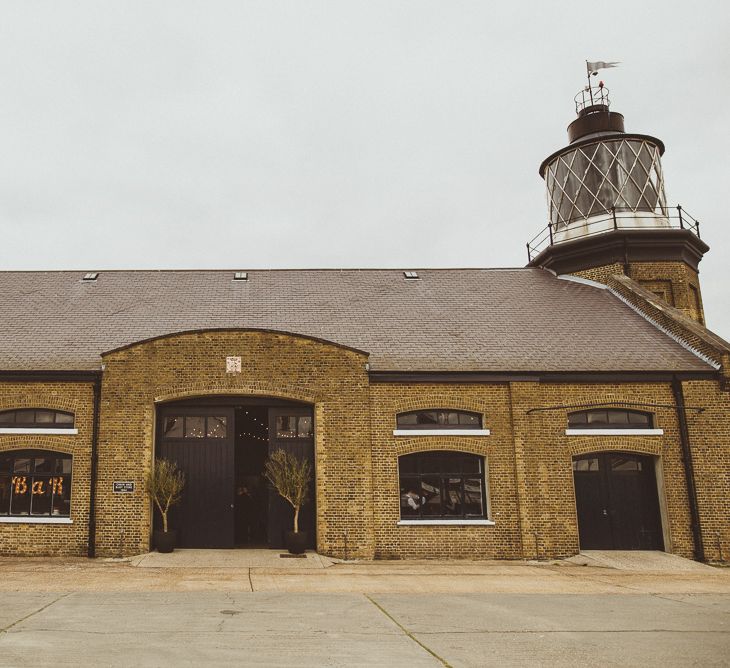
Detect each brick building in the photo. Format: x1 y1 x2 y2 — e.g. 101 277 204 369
1 86 728 562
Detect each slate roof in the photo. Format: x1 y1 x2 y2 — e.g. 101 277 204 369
0 268 713 373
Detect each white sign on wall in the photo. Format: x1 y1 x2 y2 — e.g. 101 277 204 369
226 356 242 374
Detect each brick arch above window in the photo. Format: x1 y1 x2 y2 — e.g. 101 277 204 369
567 439 662 458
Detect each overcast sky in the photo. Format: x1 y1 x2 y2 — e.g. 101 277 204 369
1 1 728 338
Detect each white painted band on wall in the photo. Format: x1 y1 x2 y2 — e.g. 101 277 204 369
565 428 664 436
397 519 495 526
392 429 490 437
0 428 78 435
0 517 73 524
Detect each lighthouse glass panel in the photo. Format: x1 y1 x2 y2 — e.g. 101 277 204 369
545 138 667 229
0 451 72 517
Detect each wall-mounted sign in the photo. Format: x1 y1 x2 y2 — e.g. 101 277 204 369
226 356 242 374
113 481 135 494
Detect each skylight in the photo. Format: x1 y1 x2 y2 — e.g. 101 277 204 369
404 271 419 280
82 272 99 281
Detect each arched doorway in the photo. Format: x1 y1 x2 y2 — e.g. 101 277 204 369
155 397 315 549
572 451 664 550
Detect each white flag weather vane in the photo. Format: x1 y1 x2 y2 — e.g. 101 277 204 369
586 60 620 76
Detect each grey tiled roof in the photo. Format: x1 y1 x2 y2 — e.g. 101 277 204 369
0 268 713 373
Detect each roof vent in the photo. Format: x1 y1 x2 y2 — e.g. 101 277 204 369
233 271 248 281
82 272 99 281
403 271 419 280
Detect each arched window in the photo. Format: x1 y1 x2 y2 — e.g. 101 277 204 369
0 409 75 430
398 451 486 520
0 450 72 518
396 410 482 430
567 408 654 429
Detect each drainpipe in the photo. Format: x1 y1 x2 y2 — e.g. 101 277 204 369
87 373 102 558
671 376 705 562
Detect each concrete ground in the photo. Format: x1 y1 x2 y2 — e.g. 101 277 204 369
0 552 728 666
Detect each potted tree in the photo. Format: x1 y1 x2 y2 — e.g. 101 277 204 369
145 458 185 553
264 448 312 554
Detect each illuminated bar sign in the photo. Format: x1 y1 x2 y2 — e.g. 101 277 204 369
113 481 135 493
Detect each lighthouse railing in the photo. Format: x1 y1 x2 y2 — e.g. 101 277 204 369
526 205 702 263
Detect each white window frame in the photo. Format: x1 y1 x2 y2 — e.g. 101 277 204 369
393 429 490 436
565 428 664 436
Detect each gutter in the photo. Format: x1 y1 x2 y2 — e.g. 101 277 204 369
671 375 705 562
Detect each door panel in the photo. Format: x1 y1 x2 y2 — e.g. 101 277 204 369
157 407 235 548
268 407 316 550
573 452 663 551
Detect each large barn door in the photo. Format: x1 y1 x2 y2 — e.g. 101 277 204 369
573 452 664 550
267 407 316 550
157 408 235 548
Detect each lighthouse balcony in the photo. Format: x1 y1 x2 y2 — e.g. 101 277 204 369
526 205 701 263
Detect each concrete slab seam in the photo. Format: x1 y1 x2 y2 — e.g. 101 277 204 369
365 594 452 668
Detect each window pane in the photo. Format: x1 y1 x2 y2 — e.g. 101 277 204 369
30 477 52 515
418 412 439 425
443 478 464 516
184 417 205 439
34 457 53 473
10 475 30 515
445 412 459 425
586 411 608 426
459 413 481 427
0 456 12 474
399 478 423 517
0 411 16 424
463 478 484 516
572 457 599 471
608 411 629 425
628 412 650 426
420 454 444 474
568 412 587 426
51 477 71 516
0 475 10 514
13 458 31 473
297 416 313 438
276 416 297 438
15 410 36 424
206 416 227 439
398 455 418 475
55 412 74 425
612 457 642 471
459 455 482 474
56 457 72 475
419 477 442 516
35 410 55 424
163 417 183 438
397 413 418 426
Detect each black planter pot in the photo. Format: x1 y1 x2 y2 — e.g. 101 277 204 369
286 531 308 555
154 529 177 553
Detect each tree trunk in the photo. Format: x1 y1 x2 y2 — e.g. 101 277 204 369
162 511 168 533
293 506 299 534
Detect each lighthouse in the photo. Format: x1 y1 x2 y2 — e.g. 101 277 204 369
527 72 709 324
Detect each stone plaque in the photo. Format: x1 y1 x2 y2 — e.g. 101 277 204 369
226 356 242 374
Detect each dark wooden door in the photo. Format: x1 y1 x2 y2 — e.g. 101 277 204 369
157 407 235 548
573 452 663 550
267 407 316 549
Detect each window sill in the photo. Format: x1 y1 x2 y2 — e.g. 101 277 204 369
0 517 72 524
397 519 495 526
0 428 78 435
565 429 664 436
393 429 490 437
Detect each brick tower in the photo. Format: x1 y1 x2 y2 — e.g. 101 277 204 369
527 77 709 324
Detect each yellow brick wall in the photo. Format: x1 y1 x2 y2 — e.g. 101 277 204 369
682 380 730 562
370 383 522 559
95 330 373 558
0 383 94 556
573 261 705 324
